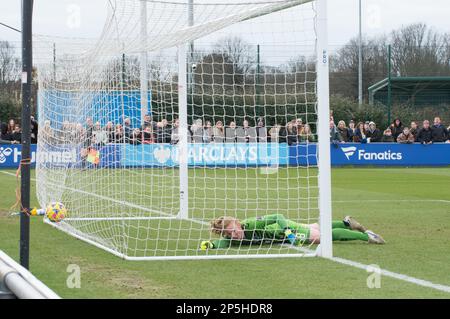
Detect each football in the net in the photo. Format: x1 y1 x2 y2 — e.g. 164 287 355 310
46 202 67 222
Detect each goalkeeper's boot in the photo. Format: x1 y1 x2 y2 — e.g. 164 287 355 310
343 216 367 233
365 230 386 244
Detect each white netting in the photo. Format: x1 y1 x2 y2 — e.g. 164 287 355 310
35 0 324 259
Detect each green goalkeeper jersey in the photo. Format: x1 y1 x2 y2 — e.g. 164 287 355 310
211 214 310 249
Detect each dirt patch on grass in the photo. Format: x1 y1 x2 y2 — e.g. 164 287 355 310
62 256 175 298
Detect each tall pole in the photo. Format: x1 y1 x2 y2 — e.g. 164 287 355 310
20 0 34 269
140 0 148 124
358 0 363 105
316 0 332 259
387 44 392 125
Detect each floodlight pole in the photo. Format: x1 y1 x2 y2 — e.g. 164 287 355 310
20 0 34 270
387 44 392 125
358 0 363 105
256 44 261 118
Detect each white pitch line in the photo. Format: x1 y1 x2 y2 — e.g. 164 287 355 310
331 256 450 293
333 199 450 204
293 244 450 294
288 245 450 294
2 170 450 294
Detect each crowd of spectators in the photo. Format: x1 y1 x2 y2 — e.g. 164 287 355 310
0 117 39 145
329 116 450 145
2 114 450 147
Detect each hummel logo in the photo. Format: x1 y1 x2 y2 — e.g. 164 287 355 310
0 147 13 164
341 146 357 160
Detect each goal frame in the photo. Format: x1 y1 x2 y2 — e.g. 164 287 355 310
41 0 332 261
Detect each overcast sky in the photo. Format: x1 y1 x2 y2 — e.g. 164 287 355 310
0 0 449 48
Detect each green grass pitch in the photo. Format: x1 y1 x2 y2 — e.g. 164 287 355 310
1 167 450 298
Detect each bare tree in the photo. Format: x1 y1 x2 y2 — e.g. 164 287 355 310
390 23 450 76
0 41 20 86
329 23 450 100
193 52 237 92
330 36 388 100
214 36 256 75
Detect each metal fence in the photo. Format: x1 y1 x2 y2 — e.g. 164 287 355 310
0 250 60 299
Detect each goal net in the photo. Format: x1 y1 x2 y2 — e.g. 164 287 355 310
35 0 332 260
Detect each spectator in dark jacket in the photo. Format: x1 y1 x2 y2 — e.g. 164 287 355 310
416 120 433 144
381 128 395 142
85 117 94 146
11 125 21 143
431 117 448 142
353 122 367 143
141 114 157 132
330 121 343 144
364 121 370 134
286 121 298 145
278 125 287 144
337 121 351 142
156 119 171 143
348 120 356 141
410 121 419 139
367 122 382 143
114 124 125 143
1 122 17 144
142 126 155 144
129 128 142 145
123 118 132 143
390 118 403 141
105 121 115 143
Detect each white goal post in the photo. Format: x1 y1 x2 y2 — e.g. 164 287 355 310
35 0 332 260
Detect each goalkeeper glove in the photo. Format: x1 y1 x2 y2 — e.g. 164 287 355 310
200 241 214 251
284 228 297 245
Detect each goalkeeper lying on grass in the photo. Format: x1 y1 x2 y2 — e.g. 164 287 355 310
200 214 385 250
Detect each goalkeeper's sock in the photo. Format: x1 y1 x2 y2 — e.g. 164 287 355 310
332 220 350 230
332 229 369 242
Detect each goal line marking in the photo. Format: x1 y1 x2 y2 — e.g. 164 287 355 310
2 170 450 293
290 245 450 294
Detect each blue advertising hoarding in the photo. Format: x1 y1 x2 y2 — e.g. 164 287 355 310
121 143 288 167
0 144 37 168
2 143 450 169
289 143 450 166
